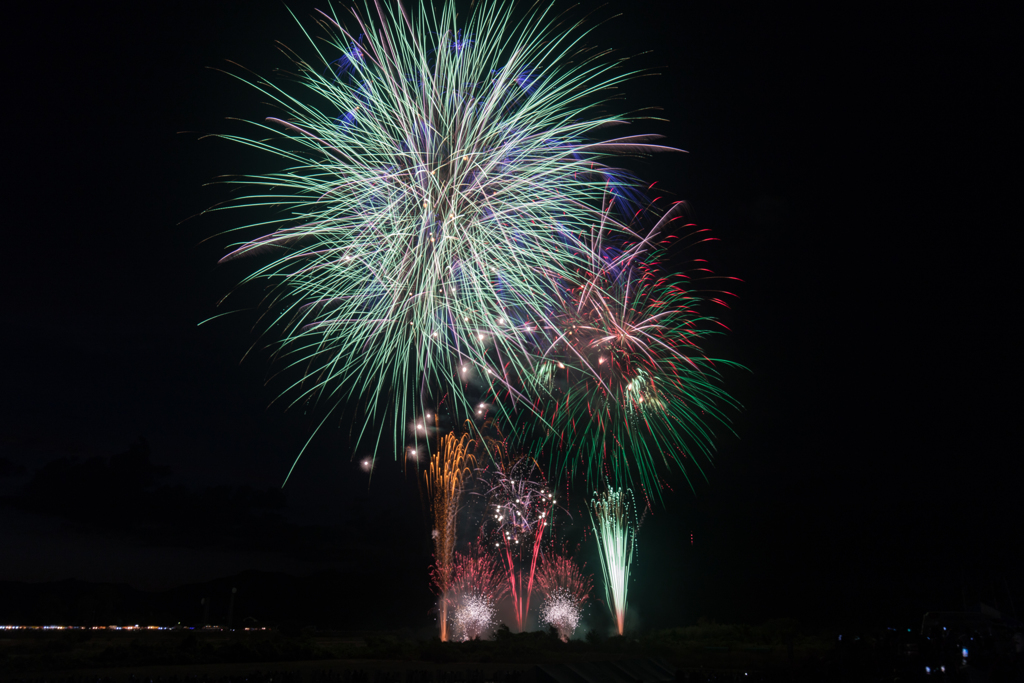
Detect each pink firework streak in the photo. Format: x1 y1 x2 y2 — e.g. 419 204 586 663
483 456 555 631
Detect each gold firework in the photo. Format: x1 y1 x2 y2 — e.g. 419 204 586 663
426 431 475 641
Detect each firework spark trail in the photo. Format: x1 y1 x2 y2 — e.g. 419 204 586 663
483 455 554 631
448 552 507 641
537 554 592 641
590 488 637 635
427 432 475 641
211 0 680 472
519 217 744 497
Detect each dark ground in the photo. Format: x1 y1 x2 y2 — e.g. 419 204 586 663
2 620 1022 683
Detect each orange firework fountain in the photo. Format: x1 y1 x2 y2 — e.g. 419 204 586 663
426 431 475 641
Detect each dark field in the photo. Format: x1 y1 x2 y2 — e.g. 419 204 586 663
7 621 1020 683
0 623 828 679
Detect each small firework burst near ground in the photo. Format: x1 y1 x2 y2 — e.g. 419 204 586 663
590 488 637 635
537 554 592 641
447 552 507 641
452 594 497 642
539 588 583 641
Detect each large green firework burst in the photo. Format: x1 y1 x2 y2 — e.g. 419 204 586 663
210 1 678 472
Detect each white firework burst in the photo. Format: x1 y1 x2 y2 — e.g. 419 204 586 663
539 587 583 641
451 593 497 641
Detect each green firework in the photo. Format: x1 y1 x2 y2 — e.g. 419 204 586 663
209 1 677 472
590 487 637 635
514 217 745 497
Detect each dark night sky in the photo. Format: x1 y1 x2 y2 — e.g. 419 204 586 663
2 0 1018 630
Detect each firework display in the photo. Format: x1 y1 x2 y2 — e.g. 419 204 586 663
537 553 592 601
211 0 745 636
590 488 637 635
427 432 475 640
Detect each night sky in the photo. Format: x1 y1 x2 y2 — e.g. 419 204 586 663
2 0 1017 631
